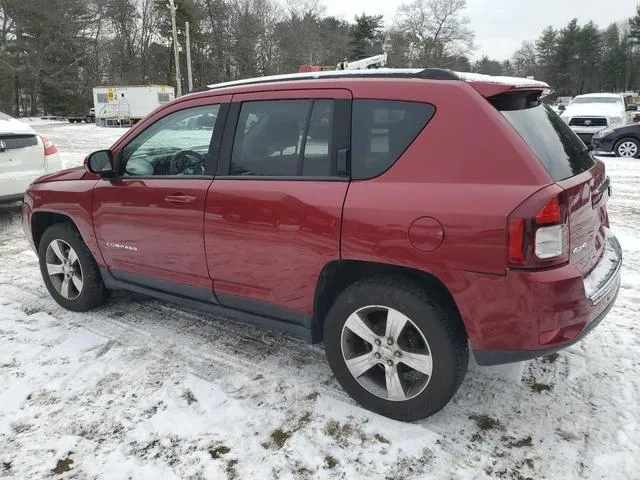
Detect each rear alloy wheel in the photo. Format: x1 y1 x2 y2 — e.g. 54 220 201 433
341 306 433 402
38 223 109 312
615 138 640 158
324 276 468 421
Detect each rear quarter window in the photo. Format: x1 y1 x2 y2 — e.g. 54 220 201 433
351 100 435 180
499 102 595 181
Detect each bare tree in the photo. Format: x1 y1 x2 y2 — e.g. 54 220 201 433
392 0 474 68
511 41 536 78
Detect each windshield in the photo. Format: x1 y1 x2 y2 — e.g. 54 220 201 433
0 112 14 121
500 104 595 181
571 97 621 105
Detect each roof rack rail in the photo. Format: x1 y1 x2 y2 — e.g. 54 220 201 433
187 68 461 95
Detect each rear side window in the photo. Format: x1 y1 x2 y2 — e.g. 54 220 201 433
499 102 595 181
230 99 334 177
351 100 435 180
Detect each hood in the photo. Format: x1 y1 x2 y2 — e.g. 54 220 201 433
33 166 86 184
0 116 37 136
561 103 624 118
608 123 640 136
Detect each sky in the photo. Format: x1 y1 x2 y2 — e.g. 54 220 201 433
321 0 635 61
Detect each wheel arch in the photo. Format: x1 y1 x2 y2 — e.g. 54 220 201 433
30 209 106 267
31 211 77 250
614 135 640 154
312 259 466 343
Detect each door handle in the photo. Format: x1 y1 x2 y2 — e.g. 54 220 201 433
165 194 197 204
337 148 350 177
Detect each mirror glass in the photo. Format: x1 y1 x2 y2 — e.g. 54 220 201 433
88 150 113 174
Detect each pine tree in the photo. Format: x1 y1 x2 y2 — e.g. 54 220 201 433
629 5 640 44
535 27 558 85
350 14 385 59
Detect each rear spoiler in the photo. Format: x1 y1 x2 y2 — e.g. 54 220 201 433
455 72 553 98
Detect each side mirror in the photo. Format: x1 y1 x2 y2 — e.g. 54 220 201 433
626 105 638 112
558 105 566 111
86 150 116 177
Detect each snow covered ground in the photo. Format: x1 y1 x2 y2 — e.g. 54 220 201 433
0 123 639 479
26 122 130 170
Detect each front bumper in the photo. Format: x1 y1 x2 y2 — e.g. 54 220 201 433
21 201 35 251
569 126 608 149
590 135 616 154
468 233 622 365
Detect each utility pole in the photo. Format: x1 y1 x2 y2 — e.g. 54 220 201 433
185 21 193 92
168 0 182 97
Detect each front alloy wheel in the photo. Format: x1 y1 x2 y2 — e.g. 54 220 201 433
38 223 109 312
45 239 83 300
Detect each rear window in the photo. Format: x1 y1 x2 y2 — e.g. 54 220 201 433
351 100 435 180
499 101 595 181
0 134 37 150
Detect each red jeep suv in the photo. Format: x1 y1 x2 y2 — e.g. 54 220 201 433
22 69 622 421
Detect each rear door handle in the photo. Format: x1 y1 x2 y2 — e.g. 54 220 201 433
165 194 197 204
337 148 350 177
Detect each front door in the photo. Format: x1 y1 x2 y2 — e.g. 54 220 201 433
93 100 228 298
205 89 352 324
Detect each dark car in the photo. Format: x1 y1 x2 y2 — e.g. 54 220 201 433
592 123 640 158
22 69 622 421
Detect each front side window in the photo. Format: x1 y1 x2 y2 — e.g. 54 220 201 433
230 99 333 177
121 105 220 177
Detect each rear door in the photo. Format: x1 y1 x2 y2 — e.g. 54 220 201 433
205 89 351 324
500 101 607 275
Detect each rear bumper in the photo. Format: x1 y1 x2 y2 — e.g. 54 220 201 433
0 193 25 203
464 233 622 365
0 172 39 199
474 286 618 365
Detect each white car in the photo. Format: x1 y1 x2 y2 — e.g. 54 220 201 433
0 112 62 203
560 93 630 146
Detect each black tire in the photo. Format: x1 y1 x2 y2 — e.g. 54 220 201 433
324 276 468 421
614 137 640 158
38 223 109 312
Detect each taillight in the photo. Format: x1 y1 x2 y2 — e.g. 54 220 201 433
40 136 57 156
535 197 561 225
508 218 525 265
507 186 569 269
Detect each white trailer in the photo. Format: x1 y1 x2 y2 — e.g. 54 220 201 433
92 85 175 127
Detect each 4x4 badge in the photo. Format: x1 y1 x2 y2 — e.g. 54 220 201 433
572 242 588 254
